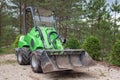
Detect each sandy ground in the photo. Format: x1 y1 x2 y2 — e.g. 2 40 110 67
0 54 120 80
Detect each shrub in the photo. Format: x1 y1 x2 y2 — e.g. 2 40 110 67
82 36 101 60
0 40 2 52
64 38 80 49
12 35 22 48
109 40 120 66
0 47 1 53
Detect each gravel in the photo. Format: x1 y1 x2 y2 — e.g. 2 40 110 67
0 54 120 80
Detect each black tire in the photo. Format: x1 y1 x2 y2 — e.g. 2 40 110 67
17 47 30 65
31 52 43 73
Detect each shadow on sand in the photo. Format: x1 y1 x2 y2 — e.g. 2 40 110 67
46 70 95 80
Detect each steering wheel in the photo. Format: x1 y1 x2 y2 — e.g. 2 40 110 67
48 31 59 48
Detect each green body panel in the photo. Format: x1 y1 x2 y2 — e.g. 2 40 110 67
18 26 63 52
18 35 28 47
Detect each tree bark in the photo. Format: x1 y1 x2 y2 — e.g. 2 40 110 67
24 0 27 9
0 9 1 36
114 12 116 43
19 0 22 34
0 2 3 37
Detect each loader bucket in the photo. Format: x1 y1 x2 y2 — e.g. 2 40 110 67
38 49 94 73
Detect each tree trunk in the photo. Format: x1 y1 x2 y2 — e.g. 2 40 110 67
58 17 61 34
114 12 116 43
0 10 1 36
0 2 2 37
19 0 22 34
24 0 27 9
91 18 94 35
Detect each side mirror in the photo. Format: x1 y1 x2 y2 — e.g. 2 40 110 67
62 38 66 44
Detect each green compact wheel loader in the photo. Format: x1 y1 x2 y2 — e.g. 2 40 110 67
15 7 94 73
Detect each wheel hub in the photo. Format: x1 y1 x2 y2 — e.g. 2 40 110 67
32 56 38 68
18 53 22 63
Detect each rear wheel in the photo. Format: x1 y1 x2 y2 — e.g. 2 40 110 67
31 52 43 73
17 47 30 65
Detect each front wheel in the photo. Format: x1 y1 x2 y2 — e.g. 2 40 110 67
17 47 30 65
31 52 43 73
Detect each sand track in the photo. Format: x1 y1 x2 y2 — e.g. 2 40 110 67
0 54 120 80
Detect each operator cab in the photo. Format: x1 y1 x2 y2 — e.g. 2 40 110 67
34 8 56 27
24 7 57 34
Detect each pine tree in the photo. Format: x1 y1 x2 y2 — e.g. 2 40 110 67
110 0 120 43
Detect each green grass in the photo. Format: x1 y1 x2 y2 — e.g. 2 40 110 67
0 46 14 55
99 69 106 77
